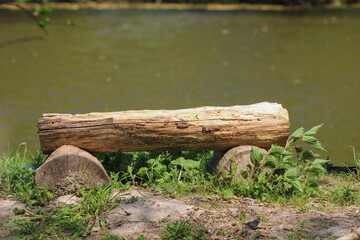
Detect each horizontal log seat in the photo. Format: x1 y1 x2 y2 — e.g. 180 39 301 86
35 102 289 189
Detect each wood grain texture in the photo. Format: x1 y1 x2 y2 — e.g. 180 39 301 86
35 145 111 188
214 145 267 181
38 102 289 154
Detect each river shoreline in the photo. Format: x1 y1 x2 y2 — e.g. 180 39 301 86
1 2 360 11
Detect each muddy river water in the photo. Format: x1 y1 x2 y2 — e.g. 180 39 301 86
0 9 359 165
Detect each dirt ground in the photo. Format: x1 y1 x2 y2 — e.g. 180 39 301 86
1 188 359 239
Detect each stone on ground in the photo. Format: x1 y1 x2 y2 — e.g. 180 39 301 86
106 189 193 239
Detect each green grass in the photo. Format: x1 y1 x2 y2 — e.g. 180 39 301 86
4 173 127 239
1 134 360 239
351 146 360 179
0 143 32 189
161 220 209 240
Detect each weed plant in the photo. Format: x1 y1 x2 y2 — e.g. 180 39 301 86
1 126 360 239
6 173 125 239
97 150 216 196
10 167 53 208
227 124 330 201
0 143 32 191
0 144 50 206
100 125 330 202
351 146 360 179
0 147 127 239
321 172 360 206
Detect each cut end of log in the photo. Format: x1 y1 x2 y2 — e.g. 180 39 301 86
35 145 111 192
206 145 267 181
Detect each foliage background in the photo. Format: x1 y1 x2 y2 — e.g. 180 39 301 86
6 0 360 7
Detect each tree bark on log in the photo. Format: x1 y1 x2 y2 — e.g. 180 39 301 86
38 102 289 154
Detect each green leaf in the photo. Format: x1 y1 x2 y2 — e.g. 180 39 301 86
170 157 200 171
137 167 148 177
250 146 264 164
154 185 163 192
257 172 267 182
153 163 166 174
304 124 323 136
307 178 319 188
312 159 329 165
290 179 303 193
301 150 318 161
284 168 298 179
147 158 156 166
290 127 304 140
301 135 326 152
309 160 328 175
224 189 234 200
264 155 277 168
127 165 133 174
282 154 294 163
266 169 273 175
268 145 292 156
164 182 175 193
276 154 295 171
284 182 292 191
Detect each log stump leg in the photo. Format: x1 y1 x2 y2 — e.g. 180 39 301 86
206 145 267 181
206 150 227 175
35 145 111 192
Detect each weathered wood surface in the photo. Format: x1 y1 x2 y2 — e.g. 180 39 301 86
337 228 360 240
38 102 289 154
206 146 267 181
35 145 111 188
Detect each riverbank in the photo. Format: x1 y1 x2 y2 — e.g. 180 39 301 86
1 2 360 11
0 142 359 239
1 187 360 239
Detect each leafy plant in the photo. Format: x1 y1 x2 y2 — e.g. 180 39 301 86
106 150 214 195
0 145 50 207
7 173 126 238
10 167 53 208
231 124 328 200
0 143 32 187
7 206 89 239
0 142 45 167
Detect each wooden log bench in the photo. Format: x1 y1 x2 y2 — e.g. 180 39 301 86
35 102 289 188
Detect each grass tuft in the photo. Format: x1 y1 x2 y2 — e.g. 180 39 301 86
161 220 209 240
1 128 360 239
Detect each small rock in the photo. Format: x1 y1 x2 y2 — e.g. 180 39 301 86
244 217 260 230
0 200 25 217
13 207 26 215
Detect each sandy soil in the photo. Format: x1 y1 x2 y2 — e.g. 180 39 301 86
2 188 359 239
